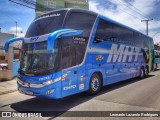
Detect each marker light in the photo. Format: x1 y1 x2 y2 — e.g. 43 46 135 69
46 88 55 95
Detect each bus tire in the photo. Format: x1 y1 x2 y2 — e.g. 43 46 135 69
139 67 145 79
154 64 158 71
156 64 158 69
144 66 148 77
154 64 157 71
88 73 102 95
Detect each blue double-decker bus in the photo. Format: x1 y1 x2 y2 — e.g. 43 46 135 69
154 50 160 70
5 9 154 99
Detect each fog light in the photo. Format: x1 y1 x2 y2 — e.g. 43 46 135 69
46 88 55 95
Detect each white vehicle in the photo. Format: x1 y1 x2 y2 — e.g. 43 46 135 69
0 63 8 70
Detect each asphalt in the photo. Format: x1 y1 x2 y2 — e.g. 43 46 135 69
0 77 17 95
0 69 160 120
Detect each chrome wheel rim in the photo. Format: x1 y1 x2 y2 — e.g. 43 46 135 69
91 77 99 91
141 69 144 78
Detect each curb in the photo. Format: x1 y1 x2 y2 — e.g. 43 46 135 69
0 90 17 95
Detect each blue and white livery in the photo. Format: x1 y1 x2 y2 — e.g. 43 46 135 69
4 9 154 99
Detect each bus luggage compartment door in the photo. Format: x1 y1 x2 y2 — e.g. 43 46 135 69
61 68 78 97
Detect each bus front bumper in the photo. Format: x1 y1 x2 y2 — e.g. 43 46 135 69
17 80 62 99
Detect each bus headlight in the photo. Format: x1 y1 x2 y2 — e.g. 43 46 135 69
17 77 61 88
42 80 54 85
42 77 61 86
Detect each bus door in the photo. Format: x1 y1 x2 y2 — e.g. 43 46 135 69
61 45 78 97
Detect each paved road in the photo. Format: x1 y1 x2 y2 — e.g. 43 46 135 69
0 70 160 120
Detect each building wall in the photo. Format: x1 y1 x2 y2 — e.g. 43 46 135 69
0 32 20 79
65 1 88 9
36 0 65 16
0 33 15 63
36 0 89 17
12 61 20 77
0 33 15 46
0 49 8 63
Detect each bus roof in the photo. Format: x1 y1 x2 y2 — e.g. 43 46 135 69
35 8 152 40
35 8 97 20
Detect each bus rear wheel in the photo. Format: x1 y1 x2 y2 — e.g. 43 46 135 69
88 73 102 94
139 67 145 79
154 64 158 71
144 67 148 77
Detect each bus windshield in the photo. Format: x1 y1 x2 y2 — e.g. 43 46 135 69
19 41 58 76
25 10 67 37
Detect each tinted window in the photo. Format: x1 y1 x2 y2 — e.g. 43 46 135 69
112 24 124 43
64 12 96 37
60 12 95 69
112 24 133 44
61 37 76 69
94 19 133 45
74 36 88 65
155 51 160 58
60 36 88 69
25 10 67 37
133 32 144 47
94 19 113 43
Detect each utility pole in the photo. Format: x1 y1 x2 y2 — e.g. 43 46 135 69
141 19 153 36
16 21 17 36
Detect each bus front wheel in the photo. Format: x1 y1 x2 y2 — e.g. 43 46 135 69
88 73 102 94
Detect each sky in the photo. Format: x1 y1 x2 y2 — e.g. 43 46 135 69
0 0 159 44
0 0 35 36
89 0 160 44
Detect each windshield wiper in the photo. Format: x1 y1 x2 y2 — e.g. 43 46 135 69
31 68 54 76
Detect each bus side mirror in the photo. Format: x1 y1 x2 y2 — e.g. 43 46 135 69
47 29 83 50
4 37 24 53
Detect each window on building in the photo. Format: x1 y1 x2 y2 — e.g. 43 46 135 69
13 48 20 60
44 1 56 9
0 56 5 60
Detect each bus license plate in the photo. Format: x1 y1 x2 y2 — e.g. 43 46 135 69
25 91 33 95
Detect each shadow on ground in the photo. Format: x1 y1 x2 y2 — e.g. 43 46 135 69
11 75 155 117
154 68 160 71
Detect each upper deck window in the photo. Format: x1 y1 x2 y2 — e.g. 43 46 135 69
64 12 96 37
25 10 67 37
94 19 113 43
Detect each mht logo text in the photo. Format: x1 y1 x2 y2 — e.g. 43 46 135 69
107 44 142 63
